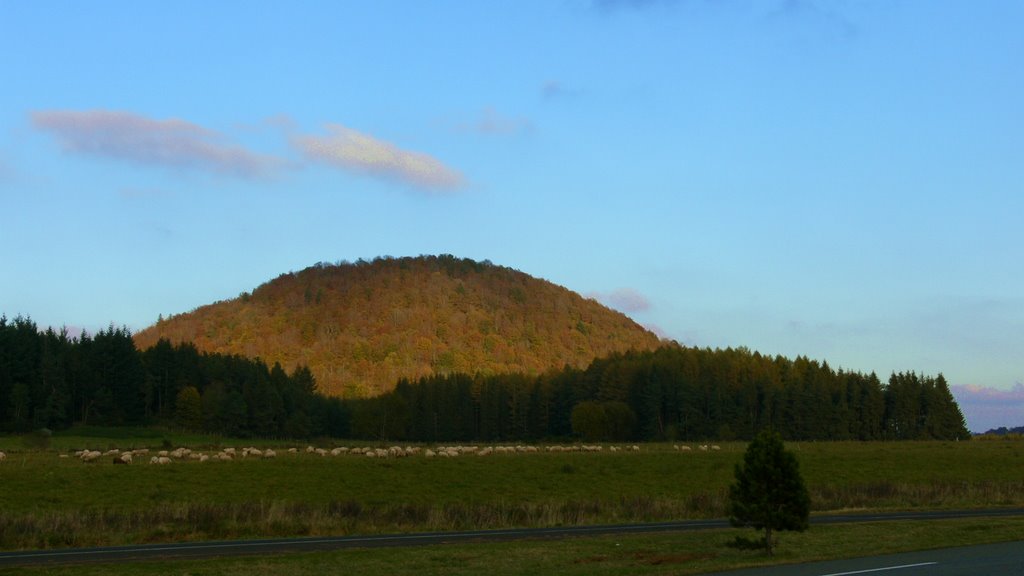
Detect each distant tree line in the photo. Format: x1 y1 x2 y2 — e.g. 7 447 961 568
0 316 346 437
980 426 1024 437
2 315 970 442
346 346 971 442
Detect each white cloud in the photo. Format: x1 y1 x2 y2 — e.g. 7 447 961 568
31 110 285 178
590 287 652 314
951 383 1024 433
293 124 464 191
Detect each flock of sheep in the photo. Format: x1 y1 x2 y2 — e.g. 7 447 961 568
676 444 722 451
63 446 278 465
0 444 724 465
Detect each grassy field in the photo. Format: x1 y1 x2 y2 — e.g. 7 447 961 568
1 429 1023 550
3 517 1024 576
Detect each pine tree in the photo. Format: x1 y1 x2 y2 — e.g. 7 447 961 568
729 429 810 555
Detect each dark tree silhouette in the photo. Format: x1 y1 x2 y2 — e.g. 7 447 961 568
729 429 810 555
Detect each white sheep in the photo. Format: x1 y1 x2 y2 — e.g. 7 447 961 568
711 445 721 451
119 453 133 464
263 449 276 459
0 450 6 462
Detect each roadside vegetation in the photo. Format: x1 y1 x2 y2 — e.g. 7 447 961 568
4 517 1024 576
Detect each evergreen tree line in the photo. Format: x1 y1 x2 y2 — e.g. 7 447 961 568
2 315 970 442
0 316 347 437
347 346 971 442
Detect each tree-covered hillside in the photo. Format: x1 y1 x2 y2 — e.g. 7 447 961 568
134 255 663 397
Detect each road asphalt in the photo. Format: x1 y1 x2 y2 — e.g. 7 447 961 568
703 539 1024 575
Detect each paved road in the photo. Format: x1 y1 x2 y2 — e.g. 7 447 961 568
0 508 1021 568
703 540 1024 575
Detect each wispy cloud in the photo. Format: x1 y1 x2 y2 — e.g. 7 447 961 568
0 154 12 182
951 383 1024 433
767 0 858 40
592 0 682 10
293 124 465 191
118 186 174 199
643 323 669 340
31 110 286 178
456 108 533 136
590 287 652 314
541 80 582 101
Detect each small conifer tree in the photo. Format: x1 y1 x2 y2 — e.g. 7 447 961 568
728 429 810 555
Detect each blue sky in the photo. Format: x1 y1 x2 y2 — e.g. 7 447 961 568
2 1 1021 431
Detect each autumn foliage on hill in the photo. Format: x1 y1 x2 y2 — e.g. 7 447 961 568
134 255 662 397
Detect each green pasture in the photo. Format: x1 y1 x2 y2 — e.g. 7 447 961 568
1 429 1023 549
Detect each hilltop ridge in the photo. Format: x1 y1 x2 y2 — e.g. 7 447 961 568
134 255 662 396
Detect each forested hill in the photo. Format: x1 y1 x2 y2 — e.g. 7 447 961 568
0 317 970 441
134 255 662 397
